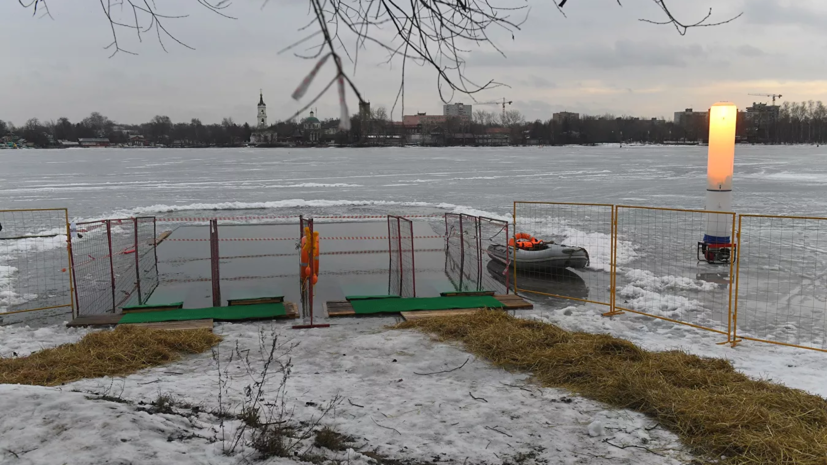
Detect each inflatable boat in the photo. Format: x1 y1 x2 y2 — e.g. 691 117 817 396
486 233 589 271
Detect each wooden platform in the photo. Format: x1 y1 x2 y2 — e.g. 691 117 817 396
66 313 123 327
155 230 173 245
128 319 214 331
67 302 300 327
325 294 533 318
400 309 480 321
495 294 535 310
439 290 496 297
228 296 284 306
122 303 184 314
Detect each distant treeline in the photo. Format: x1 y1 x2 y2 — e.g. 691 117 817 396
3 100 826 148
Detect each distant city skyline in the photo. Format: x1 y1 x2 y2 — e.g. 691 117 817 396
3 1 827 125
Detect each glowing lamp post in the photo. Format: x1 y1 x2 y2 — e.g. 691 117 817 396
700 102 737 264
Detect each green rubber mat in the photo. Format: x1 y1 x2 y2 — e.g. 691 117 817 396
349 296 504 314
119 303 287 324
122 301 184 311
346 295 400 301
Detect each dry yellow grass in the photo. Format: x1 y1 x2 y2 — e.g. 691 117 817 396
0 325 222 386
397 310 827 465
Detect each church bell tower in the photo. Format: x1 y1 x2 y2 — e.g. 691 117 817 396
257 90 267 128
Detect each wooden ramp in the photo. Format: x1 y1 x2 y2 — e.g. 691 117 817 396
66 314 122 327
400 309 480 321
68 302 299 327
326 294 533 318
128 319 214 332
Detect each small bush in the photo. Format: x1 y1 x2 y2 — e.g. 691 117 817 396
313 427 355 451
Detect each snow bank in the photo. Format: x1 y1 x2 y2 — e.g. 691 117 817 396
0 324 92 357
58 318 689 464
0 385 233 465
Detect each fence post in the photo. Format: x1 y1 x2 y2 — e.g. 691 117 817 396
134 218 142 305
512 202 518 297
505 222 510 294
409 219 416 297
731 214 743 346
210 219 221 307
309 219 315 325
65 211 78 319
106 220 116 313
397 218 404 296
152 217 159 284
458 215 465 279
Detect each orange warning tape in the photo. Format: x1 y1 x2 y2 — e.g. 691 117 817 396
165 235 446 242
159 248 445 264
155 214 444 223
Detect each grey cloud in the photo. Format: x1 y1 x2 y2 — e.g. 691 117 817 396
470 40 705 69
736 44 766 57
745 0 827 29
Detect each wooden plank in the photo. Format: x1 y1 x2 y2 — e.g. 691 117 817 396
325 301 356 317
440 291 496 297
66 314 122 327
228 296 284 306
122 304 184 314
401 309 480 321
495 295 534 310
128 319 214 331
283 302 300 319
155 230 173 245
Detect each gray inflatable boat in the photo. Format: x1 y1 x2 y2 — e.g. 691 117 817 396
486 243 589 271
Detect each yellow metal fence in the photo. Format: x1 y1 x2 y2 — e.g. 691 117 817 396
0 208 75 318
514 202 827 352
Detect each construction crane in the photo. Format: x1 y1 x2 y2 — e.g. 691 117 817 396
477 98 513 124
748 93 783 106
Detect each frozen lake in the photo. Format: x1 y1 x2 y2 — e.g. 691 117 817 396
2 145 827 350
2 145 827 220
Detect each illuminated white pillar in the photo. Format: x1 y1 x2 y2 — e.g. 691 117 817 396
705 102 737 244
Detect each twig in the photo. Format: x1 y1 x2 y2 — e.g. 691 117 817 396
469 392 488 403
414 357 470 375
138 379 161 385
370 416 401 435
348 399 365 408
645 423 660 432
3 449 20 459
603 438 665 457
485 425 512 438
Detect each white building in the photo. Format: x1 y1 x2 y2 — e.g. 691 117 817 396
250 91 277 145
443 103 472 119
257 90 267 128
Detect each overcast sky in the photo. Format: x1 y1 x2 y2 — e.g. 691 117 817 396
2 0 826 125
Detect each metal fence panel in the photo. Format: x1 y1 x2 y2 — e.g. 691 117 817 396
72 220 115 315
389 216 415 297
136 217 159 304
734 215 827 351
614 206 736 337
513 202 615 308
0 209 73 317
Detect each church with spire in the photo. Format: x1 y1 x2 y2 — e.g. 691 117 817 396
249 90 277 146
